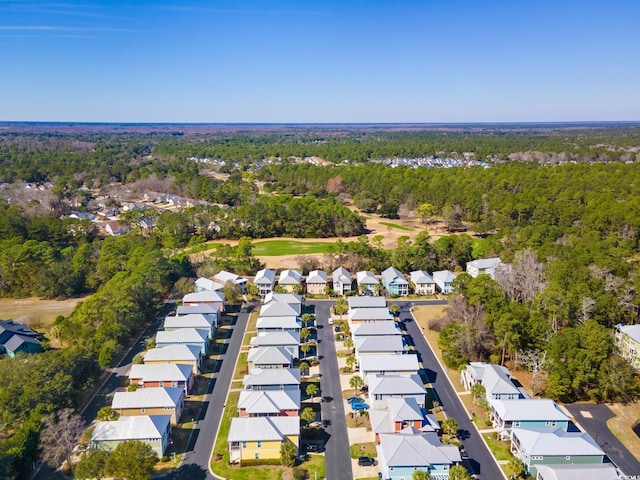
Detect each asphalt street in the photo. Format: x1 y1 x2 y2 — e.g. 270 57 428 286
564 403 640 477
311 300 354 480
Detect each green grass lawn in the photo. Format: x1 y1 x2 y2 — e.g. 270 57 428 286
349 442 377 459
378 221 413 231
252 240 334 256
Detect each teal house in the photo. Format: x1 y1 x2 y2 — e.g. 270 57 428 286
490 399 570 440
0 319 42 358
381 267 409 296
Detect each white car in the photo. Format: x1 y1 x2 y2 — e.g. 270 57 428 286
328 317 334 325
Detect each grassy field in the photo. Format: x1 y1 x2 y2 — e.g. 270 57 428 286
378 221 413 231
252 240 334 256
0 296 87 332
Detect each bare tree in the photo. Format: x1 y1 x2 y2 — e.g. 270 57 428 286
40 408 85 473
495 248 547 302
517 349 548 396
579 296 596 324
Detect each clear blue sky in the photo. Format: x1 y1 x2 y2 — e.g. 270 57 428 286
1 0 639 122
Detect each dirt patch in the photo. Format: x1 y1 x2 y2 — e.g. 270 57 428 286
608 402 640 462
0 296 87 332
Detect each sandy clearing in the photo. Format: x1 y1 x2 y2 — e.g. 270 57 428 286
0 296 87 332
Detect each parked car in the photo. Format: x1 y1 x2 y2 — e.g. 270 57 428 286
351 400 369 411
305 443 323 453
358 456 375 466
328 317 334 325
334 325 341 333
347 396 363 404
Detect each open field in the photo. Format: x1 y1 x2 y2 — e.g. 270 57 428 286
0 296 87 331
252 240 334 256
608 402 640 462
378 221 414 231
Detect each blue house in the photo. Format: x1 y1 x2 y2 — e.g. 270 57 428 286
376 431 461 480
0 319 42 358
381 267 409 296
490 399 570 439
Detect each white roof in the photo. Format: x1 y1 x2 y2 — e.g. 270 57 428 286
370 398 438 436
534 464 619 480
242 367 301 387
195 277 223 291
254 268 276 285
93 415 171 442
248 346 293 366
260 302 300 317
381 267 408 285
512 427 604 457
360 354 420 374
356 270 378 284
228 416 299 442
144 344 201 362
432 270 457 283
377 432 461 467
479 363 523 397
176 304 218 315
256 316 301 330
264 292 302 305
348 296 386 309
112 387 183 409
129 363 192 382
250 331 300 347
619 324 640 343
348 307 393 321
183 290 225 303
352 321 401 337
307 270 328 284
355 335 405 353
490 399 569 422
163 314 214 330
467 257 501 270
332 267 351 284
213 270 247 285
156 328 208 344
368 374 426 395
278 269 302 285
410 270 435 284
238 390 301 414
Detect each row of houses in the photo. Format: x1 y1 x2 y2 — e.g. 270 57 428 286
462 362 619 479
227 293 304 464
342 296 463 480
89 287 226 458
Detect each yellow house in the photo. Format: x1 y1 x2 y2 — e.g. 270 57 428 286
143 344 202 375
111 387 184 425
228 416 300 463
615 324 640 371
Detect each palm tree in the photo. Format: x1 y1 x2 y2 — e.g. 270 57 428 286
306 383 319 402
349 375 364 396
346 355 356 372
299 361 310 376
343 336 354 353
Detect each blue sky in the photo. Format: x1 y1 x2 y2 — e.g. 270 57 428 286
1 0 639 122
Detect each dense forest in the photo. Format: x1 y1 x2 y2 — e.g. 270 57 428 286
1 124 640 478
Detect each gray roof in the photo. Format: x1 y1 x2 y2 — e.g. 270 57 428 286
228 416 300 442
243 367 301 387
264 292 302 305
250 331 300 347
0 319 41 353
256 316 301 330
129 363 192 382
307 270 328 284
352 321 401 337
512 428 604 457
156 328 208 344
278 269 302 285
238 390 301 414
248 346 293 366
254 268 276 285
381 267 409 285
478 363 523 397
112 387 183 410
92 415 171 442
359 354 420 374
368 374 426 395
410 270 435 284
619 324 640 343
348 307 393 321
355 335 405 354
432 270 457 284
467 257 501 271
348 295 386 309
213 270 247 285
534 464 619 480
176 304 218 315
195 277 223 292
356 271 379 285
144 344 201 362
377 432 461 467
163 314 214 331
490 399 569 422
370 398 439 435
332 267 351 284
260 302 300 317
182 290 225 303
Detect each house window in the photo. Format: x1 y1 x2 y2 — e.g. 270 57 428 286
257 441 262 448
545 421 557 427
513 421 520 427
242 441 247 448
255 452 259 459
141 407 145 413
565 455 571 460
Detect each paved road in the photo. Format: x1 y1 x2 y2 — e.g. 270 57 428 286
311 300 354 480
399 302 506 480
565 403 640 477
180 304 251 479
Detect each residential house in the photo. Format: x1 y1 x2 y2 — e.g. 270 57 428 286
369 398 440 443
195 277 224 292
260 302 300 318
264 292 302 308
155 327 210 355
254 269 277 296
348 296 387 310
176 303 218 316
466 257 502 278
277 269 303 293
332 267 352 296
354 335 405 356
228 416 300 463
348 307 393 326
376 431 461 480
104 220 130 236
432 270 457 294
0 319 42 358
256 316 302 333
248 346 294 370
356 270 380 296
128 363 194 395
511 427 605 477
111 387 184 424
614 323 640 371
461 362 528 402
358 354 420 382
143 344 202 374
410 270 436 295
367 374 427 408
351 320 402 340
213 270 248 293
534 464 619 480
490 399 570 439
182 290 225 312
381 267 409 296
92 415 172 458
237 390 301 417
242 367 301 391
163 314 215 338
306 270 328 295
250 331 300 359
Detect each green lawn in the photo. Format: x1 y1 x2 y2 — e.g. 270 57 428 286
252 240 334 256
349 442 377 459
378 221 413 231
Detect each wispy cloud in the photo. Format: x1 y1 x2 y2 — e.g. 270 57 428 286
0 25 138 32
158 5 326 16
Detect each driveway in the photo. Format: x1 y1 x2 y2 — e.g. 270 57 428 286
564 403 640 476
311 300 354 480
